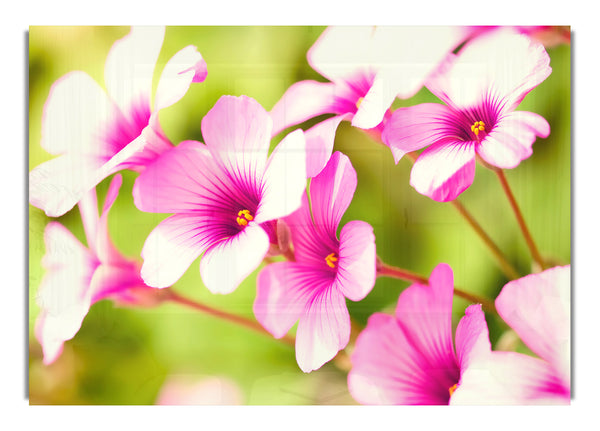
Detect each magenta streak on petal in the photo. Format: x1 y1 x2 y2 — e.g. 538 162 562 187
330 69 376 117
101 95 151 160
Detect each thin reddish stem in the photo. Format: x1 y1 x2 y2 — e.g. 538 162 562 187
164 290 295 347
403 152 519 280
376 258 497 314
450 199 520 280
494 168 546 270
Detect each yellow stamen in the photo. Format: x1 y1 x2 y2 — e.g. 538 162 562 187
356 97 364 109
448 383 458 397
236 209 254 226
325 252 338 269
470 121 485 139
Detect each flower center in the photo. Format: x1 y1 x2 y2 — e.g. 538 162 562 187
325 252 338 269
356 97 364 109
448 383 458 397
236 209 254 227
470 120 486 140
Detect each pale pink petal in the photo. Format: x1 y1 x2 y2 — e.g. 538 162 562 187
29 154 105 217
133 140 231 214
95 174 125 264
200 224 270 294
201 95 272 189
254 262 326 338
89 262 145 303
368 27 467 99
382 103 458 163
104 26 165 117
153 45 207 113
270 80 338 136
117 125 174 170
285 193 335 267
295 286 350 373
451 351 569 405
303 114 349 177
427 29 551 111
41 71 119 158
495 266 570 386
254 129 306 223
394 263 458 376
35 222 98 365
77 187 99 253
315 26 466 129
477 111 550 169
410 140 476 202
454 304 492 372
335 221 376 302
309 151 357 241
307 26 376 83
140 214 216 288
348 313 458 405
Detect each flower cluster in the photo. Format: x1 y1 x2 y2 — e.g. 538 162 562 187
29 25 570 405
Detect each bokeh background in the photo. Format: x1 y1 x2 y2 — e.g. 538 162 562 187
28 26 570 405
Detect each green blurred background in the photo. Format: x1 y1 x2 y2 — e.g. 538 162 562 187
28 26 570 405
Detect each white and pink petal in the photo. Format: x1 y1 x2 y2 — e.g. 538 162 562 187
335 221 376 302
199 224 270 295
295 285 350 373
410 140 476 202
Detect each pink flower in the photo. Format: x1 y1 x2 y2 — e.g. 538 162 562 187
29 26 207 217
133 95 307 294
34 175 155 365
458 265 570 404
382 29 552 202
270 26 467 177
348 263 567 405
254 152 376 372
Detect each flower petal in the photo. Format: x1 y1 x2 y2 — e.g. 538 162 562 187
133 140 235 214
348 312 457 405
200 224 270 294
270 80 338 136
382 103 458 163
335 220 376 302
451 351 570 405
153 45 207 113
308 26 376 83
95 174 125 264
295 285 350 372
454 304 492 373
427 29 551 111
303 114 349 177
309 151 357 242
104 26 165 117
394 263 459 380
140 214 215 288
254 261 325 338
255 129 306 223
410 140 476 202
201 95 272 190
495 266 570 386
89 262 145 303
477 111 550 169
29 154 105 217
35 222 97 365
41 71 119 157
